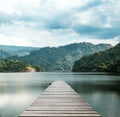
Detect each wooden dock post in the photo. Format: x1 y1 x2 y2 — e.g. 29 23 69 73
19 80 101 117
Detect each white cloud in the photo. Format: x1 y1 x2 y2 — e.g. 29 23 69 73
0 0 119 47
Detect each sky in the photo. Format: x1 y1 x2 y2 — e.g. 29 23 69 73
0 0 120 47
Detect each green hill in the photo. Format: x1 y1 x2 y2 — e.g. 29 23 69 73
9 42 111 71
0 60 30 72
0 59 44 72
72 43 120 73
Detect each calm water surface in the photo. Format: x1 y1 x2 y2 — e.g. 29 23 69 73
0 72 120 117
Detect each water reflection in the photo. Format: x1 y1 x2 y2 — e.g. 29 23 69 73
68 78 120 117
0 87 48 117
0 93 33 117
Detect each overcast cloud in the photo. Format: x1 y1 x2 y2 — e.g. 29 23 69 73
0 0 120 47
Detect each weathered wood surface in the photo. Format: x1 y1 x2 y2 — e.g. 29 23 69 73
19 80 101 117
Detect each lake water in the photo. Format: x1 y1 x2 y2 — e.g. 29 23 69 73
0 72 120 117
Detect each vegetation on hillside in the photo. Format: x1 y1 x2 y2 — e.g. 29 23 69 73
0 45 40 57
8 43 111 71
0 60 44 72
0 50 10 59
72 43 120 73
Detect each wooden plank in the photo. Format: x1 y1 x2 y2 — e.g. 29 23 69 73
42 92 77 94
20 113 101 117
20 110 98 114
26 107 94 111
29 106 93 108
31 103 90 106
34 98 85 101
19 80 101 117
38 95 81 98
33 101 87 103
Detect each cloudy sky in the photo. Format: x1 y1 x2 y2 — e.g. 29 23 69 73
0 0 120 47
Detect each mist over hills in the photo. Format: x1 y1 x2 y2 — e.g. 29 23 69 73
0 45 40 58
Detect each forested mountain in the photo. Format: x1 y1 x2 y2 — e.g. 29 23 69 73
9 42 111 71
72 43 120 73
0 45 40 57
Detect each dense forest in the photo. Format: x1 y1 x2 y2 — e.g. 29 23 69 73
72 43 120 73
0 60 44 72
8 42 111 71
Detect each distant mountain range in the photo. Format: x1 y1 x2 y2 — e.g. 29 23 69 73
0 45 40 58
72 43 120 73
7 42 112 71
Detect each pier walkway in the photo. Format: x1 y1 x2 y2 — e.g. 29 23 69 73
19 80 101 117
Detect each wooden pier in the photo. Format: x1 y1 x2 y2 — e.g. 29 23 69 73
19 80 101 117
